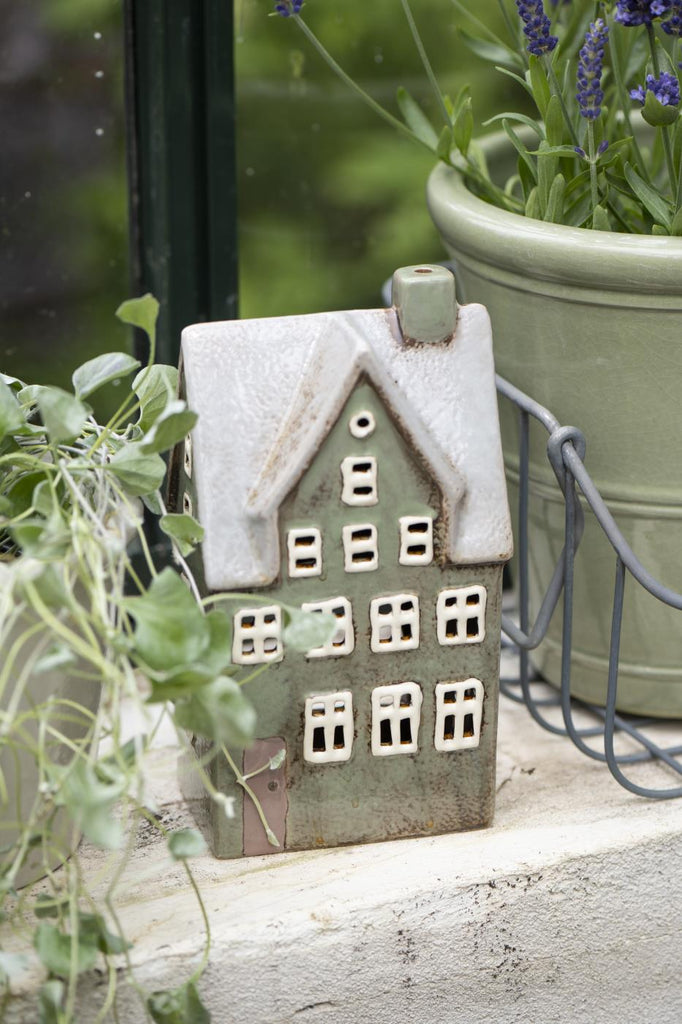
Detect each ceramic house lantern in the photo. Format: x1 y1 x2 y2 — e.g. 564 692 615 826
171 265 512 858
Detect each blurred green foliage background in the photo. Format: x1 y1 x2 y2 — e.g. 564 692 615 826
1 0 508 399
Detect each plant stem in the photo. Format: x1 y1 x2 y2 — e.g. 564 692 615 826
646 23 677 203
608 17 649 176
400 0 451 125
293 17 433 151
587 120 600 218
221 745 279 847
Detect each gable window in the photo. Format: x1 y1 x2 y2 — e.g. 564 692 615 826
303 691 353 763
371 682 422 756
301 597 354 658
349 410 376 439
399 516 434 566
287 527 322 578
341 456 378 506
342 523 378 572
232 605 283 665
436 586 487 646
370 594 419 653
434 680 484 751
184 433 193 478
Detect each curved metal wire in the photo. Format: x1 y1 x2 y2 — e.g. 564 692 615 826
496 374 682 798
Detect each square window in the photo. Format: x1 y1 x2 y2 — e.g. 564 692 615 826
342 523 378 572
398 516 434 566
436 586 487 646
434 679 484 751
304 691 353 763
232 606 283 665
341 456 378 506
371 682 422 756
287 527 322 578
370 594 419 653
301 597 354 658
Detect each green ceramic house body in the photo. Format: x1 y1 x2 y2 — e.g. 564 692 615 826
172 267 512 858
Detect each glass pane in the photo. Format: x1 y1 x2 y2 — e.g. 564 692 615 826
0 0 128 416
236 0 505 319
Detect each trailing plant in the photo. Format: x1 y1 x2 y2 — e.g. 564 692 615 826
274 0 682 232
0 296 333 1022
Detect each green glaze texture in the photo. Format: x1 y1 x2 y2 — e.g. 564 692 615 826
427 135 682 716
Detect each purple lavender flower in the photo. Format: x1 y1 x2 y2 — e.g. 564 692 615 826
576 20 609 120
274 0 303 16
615 0 671 26
662 0 682 33
630 72 681 106
515 0 558 56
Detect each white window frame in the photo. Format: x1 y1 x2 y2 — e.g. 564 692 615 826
303 691 353 764
341 456 378 506
434 679 484 752
436 586 487 646
287 527 322 578
182 491 193 518
399 516 434 566
301 597 354 658
232 605 283 665
184 433 193 478
371 682 422 756
342 523 378 573
370 594 419 653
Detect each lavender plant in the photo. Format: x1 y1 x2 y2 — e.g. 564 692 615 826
275 0 682 233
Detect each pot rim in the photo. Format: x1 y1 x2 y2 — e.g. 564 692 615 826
426 130 682 295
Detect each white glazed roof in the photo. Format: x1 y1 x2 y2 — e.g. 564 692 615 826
180 303 513 591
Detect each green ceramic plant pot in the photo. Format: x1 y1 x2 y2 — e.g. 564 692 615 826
427 134 682 716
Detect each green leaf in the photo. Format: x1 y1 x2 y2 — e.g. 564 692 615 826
503 120 537 185
525 186 541 220
671 207 682 236
283 606 337 652
528 54 551 120
544 172 566 223
133 364 179 431
72 351 141 400
38 979 65 1024
544 94 565 148
56 760 124 850
167 828 207 860
34 894 70 920
269 748 286 770
458 28 521 67
147 982 210 1024
116 294 159 342
159 514 204 557
624 162 673 229
123 567 209 671
146 610 235 700
34 922 99 978
592 204 612 231
174 676 256 746
652 222 670 234
78 912 132 955
483 112 543 139
139 401 198 455
436 124 454 162
107 443 167 497
36 387 89 444
396 86 439 149
452 96 473 158
536 140 558 214
641 90 680 127
0 379 25 439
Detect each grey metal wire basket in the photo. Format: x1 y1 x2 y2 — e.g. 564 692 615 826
497 374 682 799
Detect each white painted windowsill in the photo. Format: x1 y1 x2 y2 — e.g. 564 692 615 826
6 650 682 1023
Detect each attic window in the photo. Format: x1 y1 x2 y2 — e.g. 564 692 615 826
232 605 283 665
342 523 378 573
287 527 322 578
341 456 378 506
399 516 434 566
436 586 487 646
434 679 484 751
301 597 354 658
184 433 193 478
371 682 422 756
349 410 376 439
303 691 354 763
370 594 420 653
